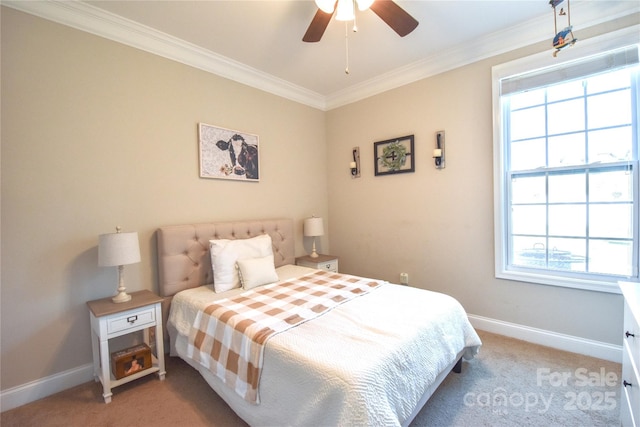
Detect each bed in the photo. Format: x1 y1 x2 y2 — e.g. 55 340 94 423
157 218 481 426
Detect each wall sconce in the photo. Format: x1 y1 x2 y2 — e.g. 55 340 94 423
433 131 445 169
350 146 361 178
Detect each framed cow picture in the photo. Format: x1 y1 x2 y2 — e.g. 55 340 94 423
198 123 260 181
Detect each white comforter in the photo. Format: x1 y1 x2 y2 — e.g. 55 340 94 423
168 265 482 426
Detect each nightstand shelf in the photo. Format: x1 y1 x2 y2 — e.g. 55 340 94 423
106 354 162 388
296 254 339 273
87 290 166 403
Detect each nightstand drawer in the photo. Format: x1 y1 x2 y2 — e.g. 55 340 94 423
318 259 338 272
107 308 155 334
296 255 339 273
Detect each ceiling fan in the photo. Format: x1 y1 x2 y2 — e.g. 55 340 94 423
303 0 419 43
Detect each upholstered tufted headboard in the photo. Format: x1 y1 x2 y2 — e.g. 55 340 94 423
157 218 295 298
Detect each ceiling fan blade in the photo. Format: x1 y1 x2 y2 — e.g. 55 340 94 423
303 8 334 42
370 0 419 37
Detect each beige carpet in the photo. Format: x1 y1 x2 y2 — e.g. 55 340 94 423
1 330 621 427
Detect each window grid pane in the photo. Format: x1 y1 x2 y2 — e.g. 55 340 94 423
509 165 635 276
505 65 637 280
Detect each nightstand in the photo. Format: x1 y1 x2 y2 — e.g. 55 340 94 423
296 254 339 273
87 290 166 403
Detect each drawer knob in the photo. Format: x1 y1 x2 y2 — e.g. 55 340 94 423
127 315 138 324
625 331 635 338
623 380 633 388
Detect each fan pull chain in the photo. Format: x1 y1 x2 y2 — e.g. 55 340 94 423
352 0 358 33
344 1 358 75
345 21 350 74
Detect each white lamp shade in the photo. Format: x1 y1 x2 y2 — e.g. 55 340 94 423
316 0 373 14
335 0 355 21
315 0 335 13
98 231 141 267
304 217 324 237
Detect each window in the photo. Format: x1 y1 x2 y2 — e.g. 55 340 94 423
493 31 640 293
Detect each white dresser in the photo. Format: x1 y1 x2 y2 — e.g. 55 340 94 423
620 281 640 427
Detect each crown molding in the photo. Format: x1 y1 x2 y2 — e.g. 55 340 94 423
4 1 639 111
326 2 640 109
2 0 327 110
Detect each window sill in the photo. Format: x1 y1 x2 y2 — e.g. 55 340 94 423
496 269 627 294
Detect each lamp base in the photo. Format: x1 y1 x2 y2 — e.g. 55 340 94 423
310 238 319 258
113 266 131 303
112 291 131 304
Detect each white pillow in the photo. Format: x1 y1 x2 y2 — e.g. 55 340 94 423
237 255 279 290
210 234 273 293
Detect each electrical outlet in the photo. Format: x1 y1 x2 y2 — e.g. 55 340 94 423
400 272 409 285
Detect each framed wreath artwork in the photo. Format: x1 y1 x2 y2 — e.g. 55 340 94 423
374 135 415 176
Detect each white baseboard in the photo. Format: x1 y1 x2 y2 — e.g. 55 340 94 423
468 314 622 363
0 363 94 412
0 316 623 412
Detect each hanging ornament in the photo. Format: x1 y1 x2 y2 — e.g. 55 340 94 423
550 0 577 57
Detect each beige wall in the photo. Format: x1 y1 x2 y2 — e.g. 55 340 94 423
326 20 638 347
1 5 635 396
1 8 327 390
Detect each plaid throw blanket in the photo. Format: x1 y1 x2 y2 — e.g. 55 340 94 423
187 270 383 404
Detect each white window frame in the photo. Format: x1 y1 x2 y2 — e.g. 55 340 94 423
492 26 640 294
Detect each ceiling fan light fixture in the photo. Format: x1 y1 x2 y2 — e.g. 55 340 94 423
315 0 336 14
304 0 418 43
335 0 355 21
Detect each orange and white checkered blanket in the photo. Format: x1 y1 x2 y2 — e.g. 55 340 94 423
187 270 383 404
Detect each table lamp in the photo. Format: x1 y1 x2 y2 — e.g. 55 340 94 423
98 226 141 303
303 216 324 258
